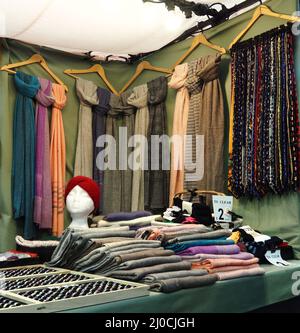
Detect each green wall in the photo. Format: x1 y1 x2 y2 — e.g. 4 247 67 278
0 0 299 257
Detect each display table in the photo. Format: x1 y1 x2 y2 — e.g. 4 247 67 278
58 260 300 313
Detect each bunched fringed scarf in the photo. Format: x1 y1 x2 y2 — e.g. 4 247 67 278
184 55 225 195
127 84 149 211
50 83 67 237
103 91 136 213
12 72 40 239
74 78 99 178
145 76 169 213
34 78 53 229
168 63 189 206
229 25 300 198
93 87 111 213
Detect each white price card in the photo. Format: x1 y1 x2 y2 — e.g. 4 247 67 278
265 249 291 267
212 195 233 222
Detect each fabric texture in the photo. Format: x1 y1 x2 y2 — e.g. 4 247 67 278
50 83 67 237
92 87 110 213
65 175 100 211
178 244 241 256
34 78 53 229
12 71 40 239
216 267 265 280
145 76 169 212
74 78 99 178
150 274 218 293
104 211 152 222
103 91 136 213
168 63 189 205
184 55 225 195
127 84 149 211
179 252 255 261
142 268 207 283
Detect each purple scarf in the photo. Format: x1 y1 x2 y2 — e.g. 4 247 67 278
178 245 240 256
34 78 53 229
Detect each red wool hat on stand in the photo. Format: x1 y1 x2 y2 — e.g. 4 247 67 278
65 176 100 211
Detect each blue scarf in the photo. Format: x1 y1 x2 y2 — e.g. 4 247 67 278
12 71 40 239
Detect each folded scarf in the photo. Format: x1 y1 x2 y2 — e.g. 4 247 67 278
166 230 232 243
179 252 255 261
178 245 241 256
15 235 59 248
194 257 259 269
143 269 207 283
216 267 265 280
91 237 136 245
116 249 174 263
150 274 218 293
74 226 130 233
108 261 192 281
166 239 235 253
197 263 260 274
104 211 152 221
116 255 182 271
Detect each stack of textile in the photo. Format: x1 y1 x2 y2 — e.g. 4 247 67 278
136 224 265 281
0 250 39 268
232 226 294 263
93 211 158 230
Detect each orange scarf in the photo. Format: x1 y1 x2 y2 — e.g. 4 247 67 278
50 84 67 237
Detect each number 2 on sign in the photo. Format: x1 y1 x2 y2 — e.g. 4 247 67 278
218 208 224 221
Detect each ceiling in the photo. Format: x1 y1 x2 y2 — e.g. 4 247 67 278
0 0 264 59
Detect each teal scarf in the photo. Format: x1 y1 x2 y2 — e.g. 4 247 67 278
12 71 40 239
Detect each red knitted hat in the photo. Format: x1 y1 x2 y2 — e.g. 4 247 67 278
65 176 100 211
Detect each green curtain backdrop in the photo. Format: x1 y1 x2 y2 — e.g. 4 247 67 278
0 0 299 256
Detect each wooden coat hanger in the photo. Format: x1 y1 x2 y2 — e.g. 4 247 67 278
64 64 119 95
229 5 300 49
171 33 227 70
0 54 68 92
119 60 172 94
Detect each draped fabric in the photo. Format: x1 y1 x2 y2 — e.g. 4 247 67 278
103 91 136 214
184 55 225 195
145 76 169 212
12 72 40 239
229 25 300 198
50 84 67 237
93 87 111 213
74 78 99 178
127 84 149 211
34 78 53 229
168 63 189 206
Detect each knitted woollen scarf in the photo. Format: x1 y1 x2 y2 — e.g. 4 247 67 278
74 78 99 178
168 63 189 206
92 88 111 213
12 72 40 239
103 91 136 214
34 78 53 229
184 55 225 197
50 83 67 237
145 76 169 212
127 84 149 211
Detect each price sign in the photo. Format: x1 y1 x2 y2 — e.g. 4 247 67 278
265 250 291 267
212 195 233 222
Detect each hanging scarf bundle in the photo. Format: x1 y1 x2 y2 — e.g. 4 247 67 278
50 83 67 237
92 87 111 213
127 84 149 211
103 91 136 214
229 24 300 198
12 72 40 239
145 76 169 213
168 63 189 206
34 78 53 229
74 78 99 178
184 55 225 198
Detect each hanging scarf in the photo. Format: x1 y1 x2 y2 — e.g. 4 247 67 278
103 91 136 213
34 78 53 229
74 78 99 178
12 71 40 239
50 83 67 237
185 55 225 197
145 76 169 213
92 87 111 213
168 63 189 206
127 84 149 211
